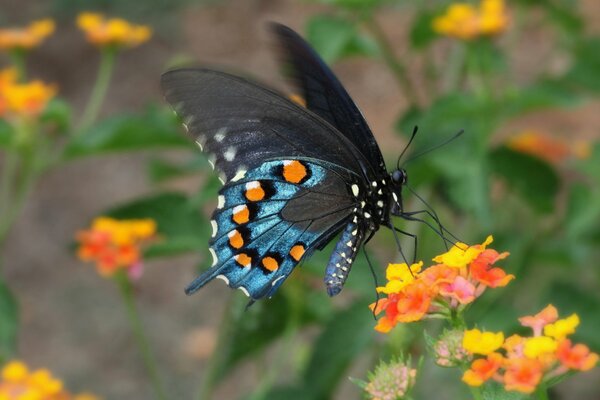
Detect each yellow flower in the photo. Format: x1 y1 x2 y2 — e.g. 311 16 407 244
544 314 580 340
76 12 152 48
463 329 504 355
0 19 55 51
0 360 64 398
523 336 558 359
377 262 422 294
433 236 493 268
433 0 508 40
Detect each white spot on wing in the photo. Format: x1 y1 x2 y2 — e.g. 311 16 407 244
209 248 218 266
195 138 204 151
246 181 260 190
351 184 360 197
272 276 285 286
377 200 384 208
392 192 399 202
231 169 247 182
216 274 229 285
238 286 250 297
224 147 236 161
233 205 246 214
217 195 225 209
208 155 216 170
214 128 226 142
210 220 218 237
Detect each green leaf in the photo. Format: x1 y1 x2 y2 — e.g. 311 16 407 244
489 146 560 213
481 381 529 400
105 192 207 258
306 15 377 64
0 120 14 149
410 10 437 49
566 37 600 93
63 105 189 158
0 279 18 362
302 301 374 398
504 79 582 116
565 183 600 240
147 153 207 183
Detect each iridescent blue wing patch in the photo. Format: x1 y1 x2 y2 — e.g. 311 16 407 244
184 159 356 300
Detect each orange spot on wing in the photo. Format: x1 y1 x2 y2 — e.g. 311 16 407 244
290 244 305 261
283 160 307 184
235 253 252 268
262 257 279 272
245 181 265 201
232 205 250 224
228 230 244 249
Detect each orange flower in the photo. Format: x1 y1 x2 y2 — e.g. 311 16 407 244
0 68 56 118
556 339 599 371
0 19 55 51
0 360 99 399
395 281 433 323
507 130 590 164
519 305 558 337
462 352 504 386
438 275 476 305
503 358 543 394
76 12 152 48
469 249 513 288
76 217 156 278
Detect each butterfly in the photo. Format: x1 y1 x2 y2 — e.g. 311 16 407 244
161 23 420 301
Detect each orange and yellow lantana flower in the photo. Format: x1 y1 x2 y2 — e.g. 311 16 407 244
461 305 598 394
76 12 152 48
371 236 513 333
76 216 157 278
508 130 591 164
0 68 56 119
433 0 508 40
0 19 55 51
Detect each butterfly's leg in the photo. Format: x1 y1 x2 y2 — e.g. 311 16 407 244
399 213 456 248
390 224 418 265
401 209 462 245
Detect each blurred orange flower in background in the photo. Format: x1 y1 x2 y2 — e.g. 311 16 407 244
76 12 152 48
0 360 100 400
76 217 157 278
0 68 56 118
0 19 55 51
433 0 508 40
507 130 591 164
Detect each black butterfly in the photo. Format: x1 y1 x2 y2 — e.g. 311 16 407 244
161 23 424 301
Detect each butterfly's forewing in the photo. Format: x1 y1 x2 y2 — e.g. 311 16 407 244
161 69 368 299
271 23 387 174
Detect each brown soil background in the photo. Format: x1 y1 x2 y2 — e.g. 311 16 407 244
2 0 600 398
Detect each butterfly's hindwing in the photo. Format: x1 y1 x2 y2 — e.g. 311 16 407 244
186 159 356 300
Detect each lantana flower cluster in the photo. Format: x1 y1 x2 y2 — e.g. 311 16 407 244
432 0 508 40
461 305 599 393
0 360 99 400
360 358 417 400
0 68 56 119
76 12 152 48
76 217 157 278
371 236 513 333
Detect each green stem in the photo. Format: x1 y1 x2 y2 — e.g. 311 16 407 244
444 42 466 93
9 50 26 81
362 16 419 108
535 384 549 400
197 294 246 400
78 48 117 133
115 271 167 400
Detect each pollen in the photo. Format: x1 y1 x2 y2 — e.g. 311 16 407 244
262 256 279 272
234 253 252 268
290 244 305 261
283 160 307 184
228 230 244 249
245 181 265 201
232 205 250 224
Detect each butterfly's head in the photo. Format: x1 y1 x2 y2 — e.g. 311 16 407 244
391 168 408 186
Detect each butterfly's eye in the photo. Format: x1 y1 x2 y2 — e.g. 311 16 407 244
392 169 408 185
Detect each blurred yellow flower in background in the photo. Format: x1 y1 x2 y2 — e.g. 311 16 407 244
76 12 152 48
433 0 508 40
0 19 55 51
0 68 56 118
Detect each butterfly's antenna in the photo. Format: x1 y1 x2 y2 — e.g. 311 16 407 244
397 126 419 170
400 213 456 247
403 129 464 166
363 247 380 320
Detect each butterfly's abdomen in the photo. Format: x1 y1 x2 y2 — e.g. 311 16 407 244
324 221 365 296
